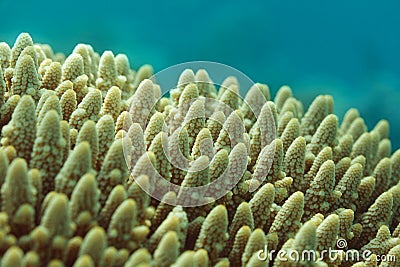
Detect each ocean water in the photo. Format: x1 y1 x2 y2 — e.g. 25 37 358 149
1 0 399 148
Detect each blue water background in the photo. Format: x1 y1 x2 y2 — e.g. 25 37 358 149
1 0 399 149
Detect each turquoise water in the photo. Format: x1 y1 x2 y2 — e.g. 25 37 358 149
1 0 399 148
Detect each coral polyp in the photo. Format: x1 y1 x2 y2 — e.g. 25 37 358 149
0 33 399 267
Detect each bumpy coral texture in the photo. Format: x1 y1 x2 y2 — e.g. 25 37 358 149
0 33 399 267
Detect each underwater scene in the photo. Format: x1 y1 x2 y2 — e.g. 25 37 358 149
0 0 400 266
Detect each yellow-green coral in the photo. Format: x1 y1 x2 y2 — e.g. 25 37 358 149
0 33 399 267
195 205 228 263
1 95 36 161
30 110 65 194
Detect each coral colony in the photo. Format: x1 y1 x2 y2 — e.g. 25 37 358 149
0 32 399 267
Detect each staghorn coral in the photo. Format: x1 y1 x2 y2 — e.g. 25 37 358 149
1 95 36 161
195 205 229 263
30 110 65 194
0 33 399 267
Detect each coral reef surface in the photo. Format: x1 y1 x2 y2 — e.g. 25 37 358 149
0 33 399 267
